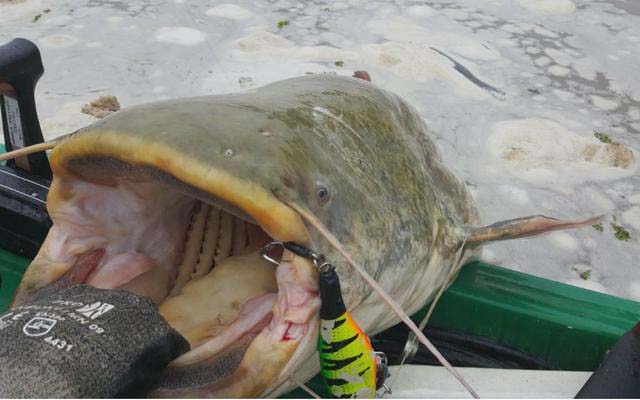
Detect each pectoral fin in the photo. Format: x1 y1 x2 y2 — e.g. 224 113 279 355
468 214 603 246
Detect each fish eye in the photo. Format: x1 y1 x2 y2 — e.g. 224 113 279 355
316 185 330 205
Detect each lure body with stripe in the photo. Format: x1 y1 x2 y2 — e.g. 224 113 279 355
318 265 377 398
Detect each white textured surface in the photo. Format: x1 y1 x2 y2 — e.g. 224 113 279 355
1 0 639 300
154 27 207 46
387 365 591 398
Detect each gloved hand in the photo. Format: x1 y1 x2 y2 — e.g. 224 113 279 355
0 285 189 398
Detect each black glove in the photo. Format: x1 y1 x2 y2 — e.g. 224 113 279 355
0 285 189 398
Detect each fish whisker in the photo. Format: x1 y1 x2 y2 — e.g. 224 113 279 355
0 137 63 161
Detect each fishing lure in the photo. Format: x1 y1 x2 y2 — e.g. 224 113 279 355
317 263 388 398
260 241 389 398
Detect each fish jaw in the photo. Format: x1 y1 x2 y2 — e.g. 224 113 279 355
48 131 310 243
12 130 322 397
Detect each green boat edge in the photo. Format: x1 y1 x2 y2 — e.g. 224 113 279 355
2 146 639 397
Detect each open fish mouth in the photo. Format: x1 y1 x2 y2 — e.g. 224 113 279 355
13 135 322 397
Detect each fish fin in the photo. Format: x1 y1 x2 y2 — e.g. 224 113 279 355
468 214 603 245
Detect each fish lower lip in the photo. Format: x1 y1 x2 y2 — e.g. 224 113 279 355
18 156 319 397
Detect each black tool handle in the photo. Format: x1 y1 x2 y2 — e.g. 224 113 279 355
0 38 52 179
575 322 640 398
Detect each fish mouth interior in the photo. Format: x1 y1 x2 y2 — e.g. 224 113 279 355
29 156 320 397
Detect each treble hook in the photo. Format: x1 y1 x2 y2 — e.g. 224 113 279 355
260 241 331 270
